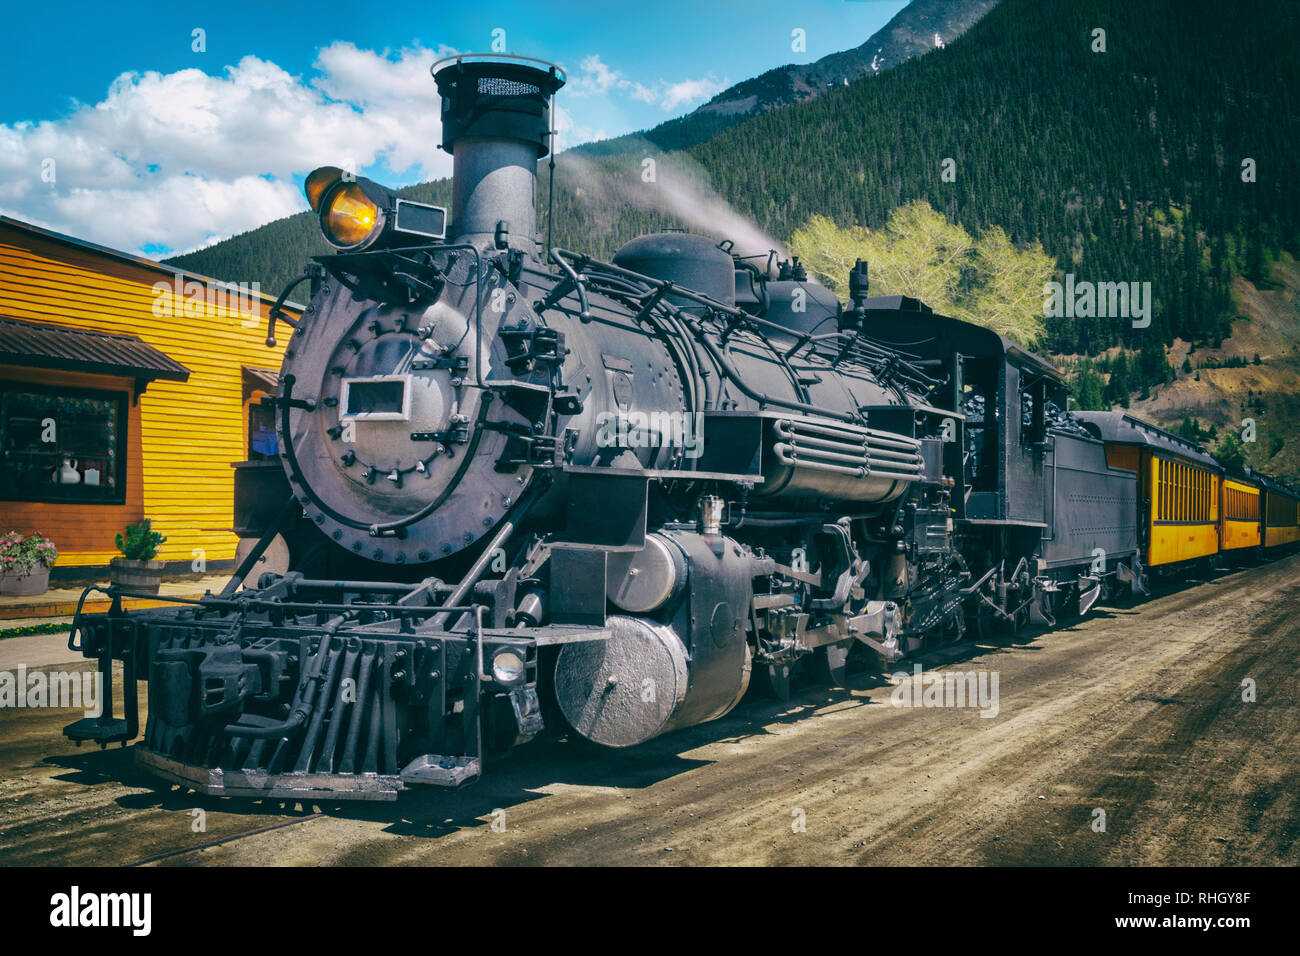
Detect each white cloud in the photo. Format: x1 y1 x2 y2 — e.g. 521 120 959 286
564 53 726 113
626 82 660 105
552 103 608 150
0 43 457 257
659 76 727 112
571 55 623 95
0 44 728 257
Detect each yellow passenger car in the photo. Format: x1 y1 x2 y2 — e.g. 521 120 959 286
1074 412 1221 572
1148 452 1220 566
1220 472 1262 554
1260 475 1300 549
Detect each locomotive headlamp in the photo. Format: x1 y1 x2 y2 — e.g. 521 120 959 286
304 166 447 252
491 649 526 685
322 183 382 249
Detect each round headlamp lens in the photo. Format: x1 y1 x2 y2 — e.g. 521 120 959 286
322 183 380 248
491 649 526 685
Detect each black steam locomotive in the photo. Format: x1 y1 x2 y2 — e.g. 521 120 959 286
62 55 1300 801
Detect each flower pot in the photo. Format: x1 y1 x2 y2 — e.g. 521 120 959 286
0 565 51 597
109 558 165 595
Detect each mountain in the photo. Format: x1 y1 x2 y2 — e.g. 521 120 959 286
168 0 1300 414
690 0 999 122
1124 255 1300 483
577 0 998 155
684 0 1298 353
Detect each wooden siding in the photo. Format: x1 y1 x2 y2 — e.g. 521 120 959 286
1103 443 1140 472
0 221 297 568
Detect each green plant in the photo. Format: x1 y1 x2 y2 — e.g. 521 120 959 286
0 621 71 639
1216 432 1247 471
115 520 166 562
0 531 58 575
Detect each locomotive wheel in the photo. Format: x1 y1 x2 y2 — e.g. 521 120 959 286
811 641 851 688
971 604 995 642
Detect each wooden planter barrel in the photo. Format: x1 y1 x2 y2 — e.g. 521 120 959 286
109 558 165 595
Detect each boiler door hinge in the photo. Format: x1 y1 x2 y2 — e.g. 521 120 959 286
412 353 470 374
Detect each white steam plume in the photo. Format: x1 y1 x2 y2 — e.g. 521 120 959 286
557 138 787 266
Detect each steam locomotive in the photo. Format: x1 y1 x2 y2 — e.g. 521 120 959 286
62 55 1300 801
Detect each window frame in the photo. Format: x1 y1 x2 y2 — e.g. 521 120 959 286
0 379 129 506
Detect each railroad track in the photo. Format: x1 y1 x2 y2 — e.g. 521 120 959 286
124 811 325 867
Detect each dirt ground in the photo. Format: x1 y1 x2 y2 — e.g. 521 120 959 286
1 553 1297 867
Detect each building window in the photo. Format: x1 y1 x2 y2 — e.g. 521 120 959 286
247 399 278 460
0 382 127 504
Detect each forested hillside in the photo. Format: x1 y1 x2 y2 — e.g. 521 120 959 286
169 0 1300 395
578 0 997 156
693 0 1296 355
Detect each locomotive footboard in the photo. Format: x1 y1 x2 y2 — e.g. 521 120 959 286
63 577 601 801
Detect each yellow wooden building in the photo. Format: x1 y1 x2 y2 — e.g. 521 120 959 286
0 216 299 579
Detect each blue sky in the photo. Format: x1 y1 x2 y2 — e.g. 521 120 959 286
0 0 906 256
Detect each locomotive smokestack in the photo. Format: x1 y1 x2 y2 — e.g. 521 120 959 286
432 56 565 256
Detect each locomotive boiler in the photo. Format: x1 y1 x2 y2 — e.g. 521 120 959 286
61 53 1300 801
